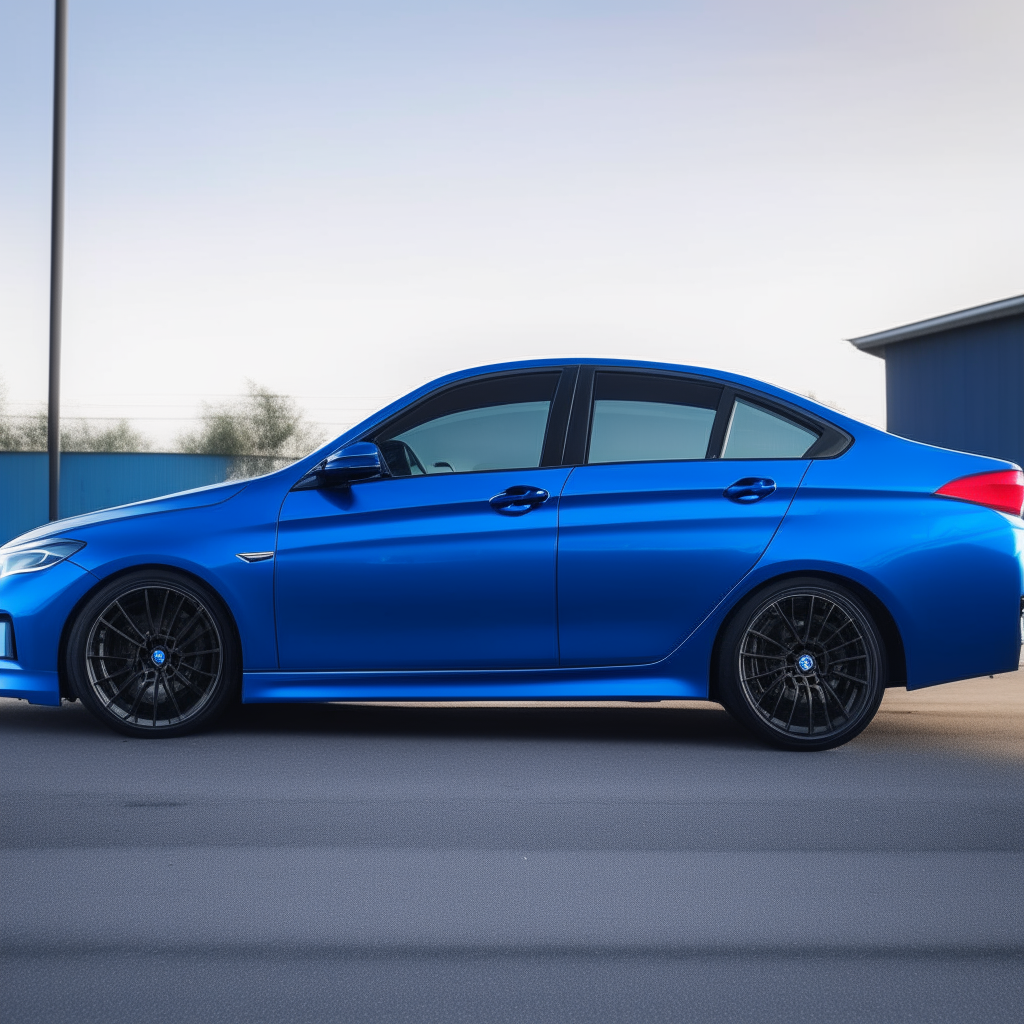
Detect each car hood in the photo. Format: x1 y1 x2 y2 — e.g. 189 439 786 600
2 480 249 549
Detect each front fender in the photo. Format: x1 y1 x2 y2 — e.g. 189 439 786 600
66 505 279 671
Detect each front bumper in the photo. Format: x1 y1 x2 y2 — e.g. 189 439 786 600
0 560 98 706
0 663 61 706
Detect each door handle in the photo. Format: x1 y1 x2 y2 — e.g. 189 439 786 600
724 477 777 503
489 486 550 514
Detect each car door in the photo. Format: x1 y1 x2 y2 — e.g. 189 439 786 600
275 368 575 671
556 369 817 666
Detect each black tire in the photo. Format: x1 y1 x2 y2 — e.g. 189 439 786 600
715 577 887 751
65 569 240 738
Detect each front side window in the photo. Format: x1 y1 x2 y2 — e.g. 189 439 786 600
376 372 560 477
721 399 819 459
586 372 721 465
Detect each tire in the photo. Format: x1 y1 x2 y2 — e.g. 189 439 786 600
65 569 240 738
715 577 887 751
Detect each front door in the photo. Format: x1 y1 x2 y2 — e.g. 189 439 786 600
275 369 572 671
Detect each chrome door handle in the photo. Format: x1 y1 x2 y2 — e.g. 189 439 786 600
724 478 777 503
489 486 550 515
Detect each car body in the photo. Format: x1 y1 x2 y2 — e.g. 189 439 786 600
2 358 1023 748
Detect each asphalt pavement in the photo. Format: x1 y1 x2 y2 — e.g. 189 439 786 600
2 669 1022 1023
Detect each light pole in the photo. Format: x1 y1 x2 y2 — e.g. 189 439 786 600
48 0 67 521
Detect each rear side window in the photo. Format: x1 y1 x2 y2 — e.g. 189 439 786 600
721 399 819 459
586 372 722 464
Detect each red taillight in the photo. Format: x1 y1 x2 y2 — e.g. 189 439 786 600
935 469 1024 517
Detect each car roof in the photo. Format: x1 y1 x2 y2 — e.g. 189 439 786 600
416 357 869 435
278 356 878 478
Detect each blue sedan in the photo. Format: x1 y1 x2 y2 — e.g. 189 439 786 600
2 359 1022 750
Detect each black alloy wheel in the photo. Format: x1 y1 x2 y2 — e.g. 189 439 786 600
716 578 887 751
66 569 239 737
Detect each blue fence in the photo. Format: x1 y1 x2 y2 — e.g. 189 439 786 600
0 453 235 545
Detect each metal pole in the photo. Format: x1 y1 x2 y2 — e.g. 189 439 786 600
47 0 67 521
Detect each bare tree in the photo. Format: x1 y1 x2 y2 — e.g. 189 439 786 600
0 376 320 469
801 391 846 414
0 379 19 451
61 418 151 452
177 380 323 478
0 377 150 452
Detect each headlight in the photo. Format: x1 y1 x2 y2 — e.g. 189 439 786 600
0 539 85 578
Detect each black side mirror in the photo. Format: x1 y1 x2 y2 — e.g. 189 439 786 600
314 442 387 488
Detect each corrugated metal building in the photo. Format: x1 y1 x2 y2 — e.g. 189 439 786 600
0 453 235 545
849 294 1024 470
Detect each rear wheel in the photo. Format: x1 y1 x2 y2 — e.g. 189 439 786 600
716 578 887 751
66 569 239 738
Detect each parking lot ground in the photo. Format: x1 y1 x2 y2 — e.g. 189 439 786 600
865 666 1024 760
1 666 1022 1023
359 663 1024 761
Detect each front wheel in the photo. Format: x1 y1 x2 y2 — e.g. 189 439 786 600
716 578 887 751
66 569 240 738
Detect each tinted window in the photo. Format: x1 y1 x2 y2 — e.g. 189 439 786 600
721 399 818 459
586 372 720 465
377 373 560 476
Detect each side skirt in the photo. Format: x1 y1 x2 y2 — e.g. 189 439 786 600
242 669 706 703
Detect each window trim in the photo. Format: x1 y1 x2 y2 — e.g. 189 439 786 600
565 366 852 467
562 365 595 466
715 393 851 460
363 367 576 478
583 372 723 466
544 365 579 467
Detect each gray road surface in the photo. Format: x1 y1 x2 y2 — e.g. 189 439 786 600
2 671 1022 1023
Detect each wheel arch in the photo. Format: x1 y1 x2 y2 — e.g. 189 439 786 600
707 569 907 702
57 562 243 700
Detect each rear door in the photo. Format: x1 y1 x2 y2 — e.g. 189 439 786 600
556 370 815 666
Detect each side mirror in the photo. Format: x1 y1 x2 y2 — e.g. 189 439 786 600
315 442 387 488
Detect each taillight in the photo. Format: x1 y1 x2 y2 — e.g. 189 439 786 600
935 469 1024 517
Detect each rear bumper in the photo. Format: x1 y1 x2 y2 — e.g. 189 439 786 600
1019 596 1024 666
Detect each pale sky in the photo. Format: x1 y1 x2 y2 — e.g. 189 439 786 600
1 0 1022 447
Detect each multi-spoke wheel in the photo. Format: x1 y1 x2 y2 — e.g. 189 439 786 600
716 578 887 751
66 570 239 737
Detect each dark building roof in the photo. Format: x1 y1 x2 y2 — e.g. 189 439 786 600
848 294 1024 355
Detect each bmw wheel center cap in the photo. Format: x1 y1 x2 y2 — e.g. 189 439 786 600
797 653 815 673
151 648 167 667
